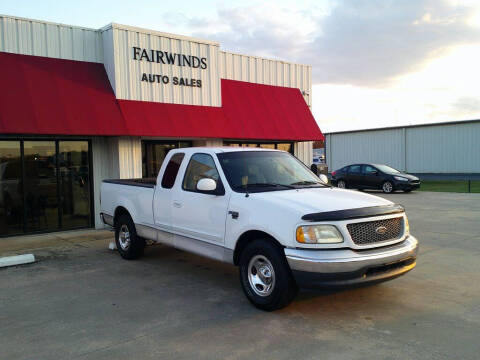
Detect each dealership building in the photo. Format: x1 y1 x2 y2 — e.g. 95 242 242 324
0 15 323 237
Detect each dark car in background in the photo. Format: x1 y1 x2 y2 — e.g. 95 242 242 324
331 164 421 193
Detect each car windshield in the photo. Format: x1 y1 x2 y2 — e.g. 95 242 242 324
374 164 401 174
217 151 326 193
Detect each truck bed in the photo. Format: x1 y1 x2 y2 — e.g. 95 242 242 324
103 178 156 188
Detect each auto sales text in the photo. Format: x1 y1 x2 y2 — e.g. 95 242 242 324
141 73 202 88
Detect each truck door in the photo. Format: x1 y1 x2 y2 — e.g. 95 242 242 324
153 152 186 245
171 153 229 246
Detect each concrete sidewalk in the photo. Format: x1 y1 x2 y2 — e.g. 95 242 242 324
0 229 114 256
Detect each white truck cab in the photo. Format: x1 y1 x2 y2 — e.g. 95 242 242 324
100 147 418 310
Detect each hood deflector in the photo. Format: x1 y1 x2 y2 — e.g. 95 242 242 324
301 204 405 222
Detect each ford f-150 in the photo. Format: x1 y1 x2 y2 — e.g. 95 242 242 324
100 147 418 310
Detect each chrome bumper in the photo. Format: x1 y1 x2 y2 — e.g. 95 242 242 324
285 236 418 287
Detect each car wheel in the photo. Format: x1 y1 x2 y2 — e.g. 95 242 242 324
404 189 412 193
239 239 298 311
337 180 347 189
115 214 145 260
382 181 394 193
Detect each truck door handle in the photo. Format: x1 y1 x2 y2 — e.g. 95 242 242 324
173 201 182 208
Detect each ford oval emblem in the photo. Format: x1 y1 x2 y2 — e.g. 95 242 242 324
375 226 387 235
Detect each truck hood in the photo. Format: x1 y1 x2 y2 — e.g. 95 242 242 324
251 187 393 215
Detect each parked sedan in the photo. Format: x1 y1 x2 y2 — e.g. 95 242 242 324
331 164 421 193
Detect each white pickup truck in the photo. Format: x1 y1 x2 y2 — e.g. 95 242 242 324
101 147 418 310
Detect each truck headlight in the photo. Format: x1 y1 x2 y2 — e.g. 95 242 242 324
394 176 408 181
404 216 410 235
296 225 344 244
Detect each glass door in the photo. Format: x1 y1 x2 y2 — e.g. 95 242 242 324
59 141 91 229
24 141 59 233
0 141 23 236
0 139 92 237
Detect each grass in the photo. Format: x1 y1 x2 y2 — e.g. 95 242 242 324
418 180 480 193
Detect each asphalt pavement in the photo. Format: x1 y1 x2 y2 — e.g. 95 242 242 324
1 191 479 360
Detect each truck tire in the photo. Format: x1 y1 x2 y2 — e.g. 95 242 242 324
239 239 298 311
115 214 145 260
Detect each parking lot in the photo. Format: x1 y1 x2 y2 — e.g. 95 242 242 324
1 191 479 360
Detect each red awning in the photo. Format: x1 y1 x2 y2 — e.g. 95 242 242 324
221 79 322 141
0 52 125 136
0 52 323 141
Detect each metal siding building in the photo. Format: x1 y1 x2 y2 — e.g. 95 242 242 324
326 120 480 174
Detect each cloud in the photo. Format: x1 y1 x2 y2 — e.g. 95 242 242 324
310 0 480 86
180 0 480 87
451 96 480 113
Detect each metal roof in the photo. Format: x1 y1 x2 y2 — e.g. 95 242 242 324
324 119 480 135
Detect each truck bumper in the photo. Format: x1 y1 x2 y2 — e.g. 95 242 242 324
285 236 418 288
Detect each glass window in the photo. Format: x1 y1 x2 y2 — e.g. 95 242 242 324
363 165 378 174
183 153 220 192
277 143 293 153
24 141 58 233
348 165 361 174
259 144 275 149
218 151 325 193
142 141 191 178
224 142 294 154
161 153 185 189
58 141 91 229
0 141 23 236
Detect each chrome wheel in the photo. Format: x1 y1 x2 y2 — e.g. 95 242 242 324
383 181 393 193
337 180 346 188
248 255 275 297
118 224 131 250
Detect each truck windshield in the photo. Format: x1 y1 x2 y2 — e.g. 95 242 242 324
217 151 326 193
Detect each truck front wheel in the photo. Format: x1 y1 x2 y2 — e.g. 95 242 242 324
239 239 298 311
115 214 145 260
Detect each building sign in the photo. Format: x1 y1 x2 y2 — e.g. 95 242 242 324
133 47 206 87
132 47 207 69
104 24 221 106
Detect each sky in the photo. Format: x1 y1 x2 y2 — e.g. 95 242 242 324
1 0 480 132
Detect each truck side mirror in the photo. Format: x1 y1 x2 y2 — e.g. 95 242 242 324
319 174 329 184
197 178 217 192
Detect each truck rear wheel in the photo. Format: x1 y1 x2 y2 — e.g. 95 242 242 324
239 239 298 311
115 214 145 260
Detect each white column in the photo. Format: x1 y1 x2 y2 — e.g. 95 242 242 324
294 141 313 165
118 137 142 178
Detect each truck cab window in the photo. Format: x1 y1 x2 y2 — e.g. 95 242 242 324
161 153 185 189
182 153 220 192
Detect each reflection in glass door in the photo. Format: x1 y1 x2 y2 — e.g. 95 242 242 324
24 141 59 233
0 141 23 235
0 139 92 237
59 141 91 229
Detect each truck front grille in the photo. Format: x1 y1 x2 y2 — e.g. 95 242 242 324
347 217 404 245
